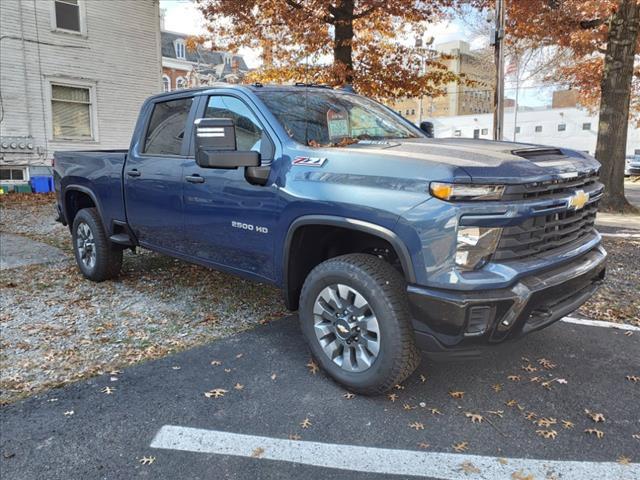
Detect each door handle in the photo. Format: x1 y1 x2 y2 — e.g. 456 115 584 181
185 175 205 184
127 169 141 177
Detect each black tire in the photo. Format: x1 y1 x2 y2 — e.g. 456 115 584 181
299 253 420 395
71 207 122 282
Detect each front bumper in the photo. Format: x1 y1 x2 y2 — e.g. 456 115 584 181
408 246 606 356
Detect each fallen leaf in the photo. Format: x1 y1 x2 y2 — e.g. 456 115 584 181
251 447 264 458
430 407 442 415
271 373 277 380
498 457 508 465
562 420 575 429
234 383 244 390
624 331 633 337
236 353 243 359
536 429 558 439
525 412 537 421
139 456 155 465
453 441 469 452
210 360 222 366
585 409 605 423
556 378 568 384
492 383 503 393
109 370 122 375
343 392 355 399
617 456 631 465
394 384 405 390
507 375 521 382
388 393 398 402
306 360 319 375
300 418 312 429
225 368 232 373
101 386 115 395
289 434 301 440
403 403 416 411
633 433 640 440
417 442 430 449
538 358 556 370
419 374 427 383
585 428 604 439
204 388 227 399
486 410 504 418
171 366 181 371
449 391 464 399
536 417 557 428
511 470 534 480
408 422 425 431
626 375 639 383
530 376 542 383
459 461 480 474
465 412 484 424
522 364 537 373
63 410 74 416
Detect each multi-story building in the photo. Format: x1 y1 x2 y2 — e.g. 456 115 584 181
0 0 162 185
389 40 494 124
161 31 249 92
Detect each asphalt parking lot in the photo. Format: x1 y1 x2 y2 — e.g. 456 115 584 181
1 315 638 480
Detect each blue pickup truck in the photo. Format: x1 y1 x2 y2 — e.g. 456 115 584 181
54 84 606 394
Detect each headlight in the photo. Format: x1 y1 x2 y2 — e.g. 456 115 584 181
430 182 504 201
456 227 502 270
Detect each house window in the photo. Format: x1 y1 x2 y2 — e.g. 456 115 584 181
481 128 488 135
411 109 415 116
473 129 480 139
558 124 566 132
0 168 27 182
515 126 521 134
51 84 92 139
454 130 462 137
162 75 171 92
582 123 591 130
54 0 81 32
535 125 543 133
176 77 186 89
175 40 186 60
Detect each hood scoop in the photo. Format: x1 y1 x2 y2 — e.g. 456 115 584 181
512 147 565 161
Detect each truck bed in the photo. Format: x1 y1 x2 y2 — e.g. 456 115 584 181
53 150 128 233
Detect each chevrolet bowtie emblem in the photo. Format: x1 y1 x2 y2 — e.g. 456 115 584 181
336 324 350 334
568 189 589 210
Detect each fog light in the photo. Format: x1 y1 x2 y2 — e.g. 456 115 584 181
456 226 502 270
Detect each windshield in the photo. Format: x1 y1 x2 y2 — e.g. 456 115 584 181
255 89 421 147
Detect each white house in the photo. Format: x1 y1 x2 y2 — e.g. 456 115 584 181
0 0 162 184
432 107 640 157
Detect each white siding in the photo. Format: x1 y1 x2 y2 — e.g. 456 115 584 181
0 0 162 168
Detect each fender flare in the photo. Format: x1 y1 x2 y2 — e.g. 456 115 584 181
62 184 105 228
282 215 416 308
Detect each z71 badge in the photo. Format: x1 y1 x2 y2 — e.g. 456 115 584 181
292 156 327 167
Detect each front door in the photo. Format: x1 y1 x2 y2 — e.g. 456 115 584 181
124 96 194 253
182 94 279 281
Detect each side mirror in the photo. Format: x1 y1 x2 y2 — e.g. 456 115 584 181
419 121 435 138
194 118 260 169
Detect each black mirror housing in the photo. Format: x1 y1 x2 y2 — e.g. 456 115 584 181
194 118 260 169
419 121 435 138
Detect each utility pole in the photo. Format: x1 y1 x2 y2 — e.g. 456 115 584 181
492 0 506 141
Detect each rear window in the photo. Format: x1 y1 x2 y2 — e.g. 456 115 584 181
143 97 193 155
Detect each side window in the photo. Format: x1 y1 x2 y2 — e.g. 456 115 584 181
143 97 193 155
205 96 263 152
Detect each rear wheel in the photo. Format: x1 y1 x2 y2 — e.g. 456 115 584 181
72 208 122 282
299 254 420 395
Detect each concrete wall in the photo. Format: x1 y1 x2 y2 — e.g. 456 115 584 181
432 107 640 157
0 0 162 173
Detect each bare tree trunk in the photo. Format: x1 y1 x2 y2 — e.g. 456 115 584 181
595 0 640 212
332 0 355 84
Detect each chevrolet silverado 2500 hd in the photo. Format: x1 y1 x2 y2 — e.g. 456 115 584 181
54 84 606 394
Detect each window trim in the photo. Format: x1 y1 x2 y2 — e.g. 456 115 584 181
176 76 187 90
47 77 98 142
0 167 29 184
50 0 86 36
175 39 186 60
140 94 196 158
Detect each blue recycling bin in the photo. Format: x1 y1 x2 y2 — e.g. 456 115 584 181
30 176 52 193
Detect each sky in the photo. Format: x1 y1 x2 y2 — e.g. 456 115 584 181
159 0 550 107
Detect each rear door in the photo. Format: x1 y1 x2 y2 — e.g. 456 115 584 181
181 93 279 281
124 95 195 253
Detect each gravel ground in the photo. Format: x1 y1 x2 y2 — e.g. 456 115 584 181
0 194 286 405
1 195 638 405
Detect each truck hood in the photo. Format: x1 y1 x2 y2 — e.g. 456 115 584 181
341 137 600 184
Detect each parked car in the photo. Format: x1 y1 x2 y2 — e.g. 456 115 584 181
626 155 640 176
54 84 606 394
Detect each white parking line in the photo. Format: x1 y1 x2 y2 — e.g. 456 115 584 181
562 316 640 331
151 425 639 480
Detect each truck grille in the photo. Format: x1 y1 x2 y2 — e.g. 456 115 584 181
493 202 599 261
502 172 600 201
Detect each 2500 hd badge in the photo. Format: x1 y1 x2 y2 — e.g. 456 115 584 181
231 220 269 234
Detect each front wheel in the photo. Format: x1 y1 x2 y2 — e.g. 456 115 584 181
299 254 420 395
72 208 122 282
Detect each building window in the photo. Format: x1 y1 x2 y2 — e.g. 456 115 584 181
473 129 480 139
558 124 566 132
515 126 521 134
0 168 27 182
481 128 488 135
176 77 186 89
162 75 171 92
54 0 81 32
51 84 92 139
175 40 186 60
535 125 543 133
411 109 415 116
454 130 462 137
582 123 591 131
144 97 193 155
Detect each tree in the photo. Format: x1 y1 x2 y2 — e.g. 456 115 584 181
471 0 640 211
195 0 468 100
